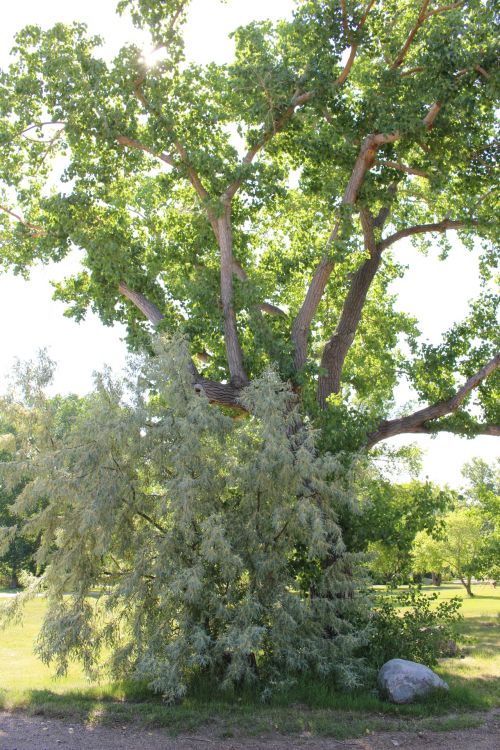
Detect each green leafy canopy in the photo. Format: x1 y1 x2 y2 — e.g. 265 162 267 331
0 0 497 449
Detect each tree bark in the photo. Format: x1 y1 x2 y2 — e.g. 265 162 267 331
118 283 245 407
462 576 474 597
292 258 335 371
215 210 248 387
9 567 19 590
317 209 382 405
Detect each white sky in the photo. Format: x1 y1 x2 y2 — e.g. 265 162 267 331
0 0 497 487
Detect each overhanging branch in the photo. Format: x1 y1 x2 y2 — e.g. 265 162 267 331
366 354 500 448
379 219 471 250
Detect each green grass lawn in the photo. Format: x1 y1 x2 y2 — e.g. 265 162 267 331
0 583 498 739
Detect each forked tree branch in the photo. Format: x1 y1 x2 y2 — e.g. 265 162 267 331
221 90 312 204
391 2 463 69
315 211 471 404
118 282 245 407
222 1 376 204
130 80 211 204
293 101 442 381
366 354 500 447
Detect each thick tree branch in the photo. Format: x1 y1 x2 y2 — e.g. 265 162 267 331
215 210 248 387
391 0 432 69
366 354 500 448
291 258 336 372
118 282 165 325
317 209 383 405
259 301 287 317
477 425 500 437
291 129 400 373
474 64 490 80
379 218 470 250
422 101 442 128
373 183 398 229
314 212 468 404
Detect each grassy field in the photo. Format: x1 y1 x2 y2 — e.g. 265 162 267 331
0 583 498 739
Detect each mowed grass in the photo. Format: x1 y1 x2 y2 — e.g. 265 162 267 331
0 583 498 739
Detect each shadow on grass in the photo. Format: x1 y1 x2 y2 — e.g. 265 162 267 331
0 672 492 740
457 617 500 654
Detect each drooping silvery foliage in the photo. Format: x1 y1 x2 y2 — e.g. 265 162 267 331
1 336 368 699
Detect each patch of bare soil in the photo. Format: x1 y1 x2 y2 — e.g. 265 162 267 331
0 711 498 750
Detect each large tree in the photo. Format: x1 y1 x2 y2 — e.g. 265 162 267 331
0 0 498 449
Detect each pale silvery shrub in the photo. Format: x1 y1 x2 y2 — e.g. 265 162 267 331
1 336 369 699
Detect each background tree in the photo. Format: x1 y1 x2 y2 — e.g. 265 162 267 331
412 529 446 586
461 457 499 580
0 451 37 590
412 506 492 596
0 0 498 452
344 479 454 583
0 354 83 589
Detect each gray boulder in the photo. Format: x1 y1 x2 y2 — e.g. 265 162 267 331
377 658 449 704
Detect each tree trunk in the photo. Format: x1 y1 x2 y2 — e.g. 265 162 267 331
461 576 474 597
431 572 442 586
9 567 19 589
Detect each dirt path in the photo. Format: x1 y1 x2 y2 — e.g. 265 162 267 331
0 711 499 750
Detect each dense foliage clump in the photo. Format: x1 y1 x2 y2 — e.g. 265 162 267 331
1 338 370 699
368 587 463 668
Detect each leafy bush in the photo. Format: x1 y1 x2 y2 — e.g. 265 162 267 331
367 587 463 668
